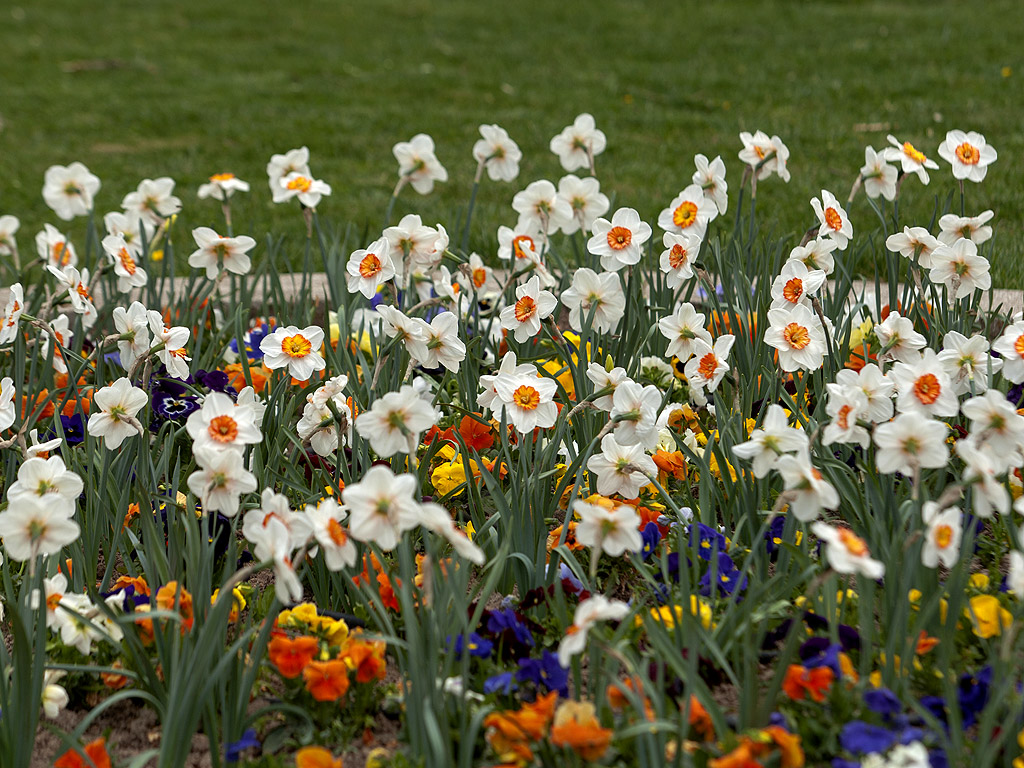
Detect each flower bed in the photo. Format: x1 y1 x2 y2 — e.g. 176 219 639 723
1 117 1022 768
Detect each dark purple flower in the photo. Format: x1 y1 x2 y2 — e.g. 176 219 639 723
59 412 86 445
152 391 199 422
195 369 232 393
800 640 843 678
957 665 991 728
486 608 535 648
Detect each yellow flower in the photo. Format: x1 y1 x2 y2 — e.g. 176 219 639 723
690 595 713 630
965 595 1012 639
640 605 685 630
540 358 575 399
150 248 164 262
280 602 319 626
465 520 476 541
968 573 991 590
848 318 874 350
707 452 737 482
431 460 468 497
210 587 247 622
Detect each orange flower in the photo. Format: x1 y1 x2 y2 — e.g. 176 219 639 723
342 637 387 683
708 743 761 768
55 737 111 768
686 695 715 741
483 691 558 765
294 746 342 768
653 449 688 481
21 388 55 420
352 553 400 611
606 677 656 721
154 581 194 631
550 700 612 761
547 522 582 552
915 630 939 655
225 362 271 394
268 635 320 679
110 574 150 597
101 660 130 690
303 659 350 702
458 414 495 452
782 664 834 703
122 503 141 530
484 715 535 766
762 725 804 768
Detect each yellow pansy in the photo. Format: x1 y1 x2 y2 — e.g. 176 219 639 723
968 573 991 590
965 595 1013 639
431 460 468 497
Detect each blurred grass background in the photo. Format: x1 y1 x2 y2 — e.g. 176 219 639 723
0 0 1021 286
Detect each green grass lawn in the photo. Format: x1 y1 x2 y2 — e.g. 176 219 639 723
1 0 1021 286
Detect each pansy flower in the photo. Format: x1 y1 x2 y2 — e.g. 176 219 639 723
516 651 569 697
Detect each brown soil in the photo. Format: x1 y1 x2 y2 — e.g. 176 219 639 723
33 699 212 768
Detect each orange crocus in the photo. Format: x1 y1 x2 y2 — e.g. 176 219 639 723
303 659 350 702
294 746 342 768
781 664 834 703
268 635 320 679
55 737 111 768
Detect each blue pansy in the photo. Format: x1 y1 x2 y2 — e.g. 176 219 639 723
484 672 517 695
839 720 895 755
516 652 569 697
640 522 661 560
864 687 902 718
689 523 726 561
225 729 260 763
